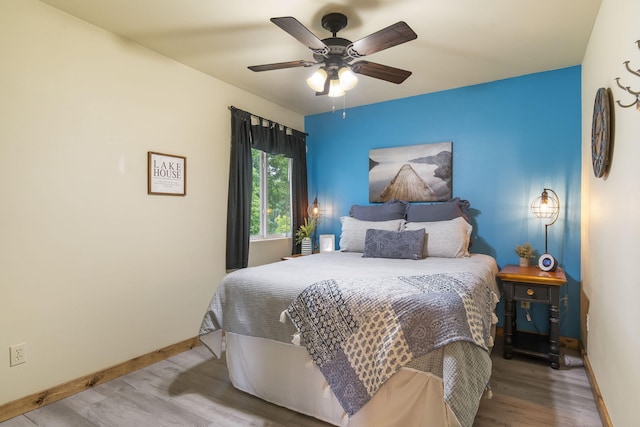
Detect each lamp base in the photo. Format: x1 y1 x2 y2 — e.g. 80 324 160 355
538 253 558 272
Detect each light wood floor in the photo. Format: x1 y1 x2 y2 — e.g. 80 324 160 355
1 342 602 427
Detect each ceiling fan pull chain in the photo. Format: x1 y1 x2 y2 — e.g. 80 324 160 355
342 94 347 119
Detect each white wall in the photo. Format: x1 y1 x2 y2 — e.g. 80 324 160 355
581 0 640 424
0 0 302 405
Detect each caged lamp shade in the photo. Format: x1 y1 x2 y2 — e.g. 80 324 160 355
530 189 560 224
308 197 321 221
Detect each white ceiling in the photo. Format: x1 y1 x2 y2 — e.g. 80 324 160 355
39 0 601 116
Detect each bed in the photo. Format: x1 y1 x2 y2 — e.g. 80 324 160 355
199 200 500 427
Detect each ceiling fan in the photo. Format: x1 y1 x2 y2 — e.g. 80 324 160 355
248 13 418 97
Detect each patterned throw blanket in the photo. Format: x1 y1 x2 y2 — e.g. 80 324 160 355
285 272 495 417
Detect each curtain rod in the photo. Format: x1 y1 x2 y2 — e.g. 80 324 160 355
228 105 308 136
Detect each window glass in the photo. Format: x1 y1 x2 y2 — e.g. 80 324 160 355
251 149 291 239
250 149 262 236
267 153 291 235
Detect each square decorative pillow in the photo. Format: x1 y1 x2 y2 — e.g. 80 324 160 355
339 217 405 252
403 216 472 258
362 228 425 260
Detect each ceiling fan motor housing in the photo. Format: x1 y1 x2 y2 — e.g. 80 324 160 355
322 13 348 35
314 13 354 75
313 38 353 73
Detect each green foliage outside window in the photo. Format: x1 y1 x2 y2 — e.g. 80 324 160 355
250 150 261 236
251 149 291 238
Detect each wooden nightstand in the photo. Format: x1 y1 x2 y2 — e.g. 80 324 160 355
497 264 567 369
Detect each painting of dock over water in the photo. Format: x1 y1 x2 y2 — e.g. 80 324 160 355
369 142 452 203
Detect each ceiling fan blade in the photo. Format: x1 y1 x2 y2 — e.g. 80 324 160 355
351 61 412 84
271 16 328 53
248 60 315 72
347 22 417 57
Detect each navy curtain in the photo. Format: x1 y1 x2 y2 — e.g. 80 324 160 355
286 130 309 256
225 107 308 270
226 108 253 270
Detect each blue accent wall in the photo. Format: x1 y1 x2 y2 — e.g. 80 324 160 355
305 66 582 338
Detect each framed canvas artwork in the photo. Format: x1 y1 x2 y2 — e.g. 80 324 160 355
369 142 452 203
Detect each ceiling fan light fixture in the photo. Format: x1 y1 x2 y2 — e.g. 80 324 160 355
338 67 358 91
306 68 327 92
328 79 346 97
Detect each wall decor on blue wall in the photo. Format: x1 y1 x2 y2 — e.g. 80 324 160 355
305 66 582 339
369 142 452 202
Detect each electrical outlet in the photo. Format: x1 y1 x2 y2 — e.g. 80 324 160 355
520 301 530 309
10 343 26 367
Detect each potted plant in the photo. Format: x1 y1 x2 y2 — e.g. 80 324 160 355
295 217 317 255
515 242 534 267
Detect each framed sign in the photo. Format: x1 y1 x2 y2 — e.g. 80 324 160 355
147 152 186 196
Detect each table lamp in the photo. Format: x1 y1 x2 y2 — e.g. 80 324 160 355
530 188 560 271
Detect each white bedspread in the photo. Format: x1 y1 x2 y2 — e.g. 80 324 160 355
200 252 499 348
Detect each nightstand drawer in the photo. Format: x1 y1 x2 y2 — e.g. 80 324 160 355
514 283 549 303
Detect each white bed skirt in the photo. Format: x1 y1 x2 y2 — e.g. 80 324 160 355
224 332 460 427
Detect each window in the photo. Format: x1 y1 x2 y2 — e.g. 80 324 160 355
251 149 292 239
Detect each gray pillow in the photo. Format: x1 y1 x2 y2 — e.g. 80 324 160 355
349 200 408 221
406 198 471 223
362 228 425 260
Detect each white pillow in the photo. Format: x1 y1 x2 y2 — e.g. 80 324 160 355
403 216 472 258
339 217 406 252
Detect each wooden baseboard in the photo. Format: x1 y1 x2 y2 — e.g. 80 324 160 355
0 337 201 423
559 335 580 351
581 346 613 427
